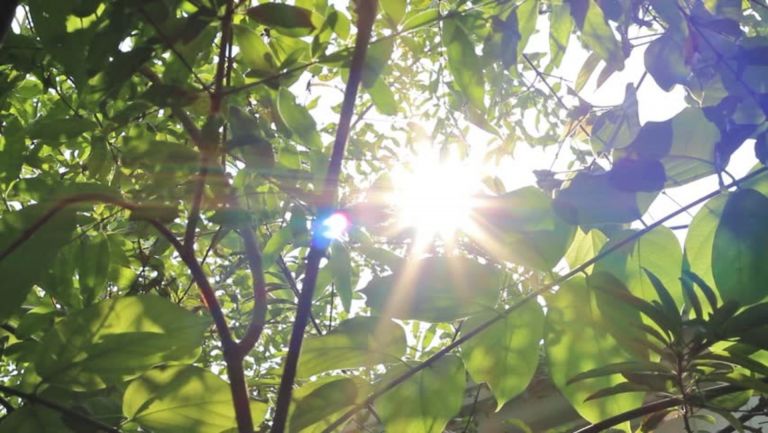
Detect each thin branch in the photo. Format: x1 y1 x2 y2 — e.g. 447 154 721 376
276 255 324 335
269 1 378 432
0 385 119 433
320 167 768 433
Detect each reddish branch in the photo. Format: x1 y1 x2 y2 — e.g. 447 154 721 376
320 167 768 433
268 1 378 432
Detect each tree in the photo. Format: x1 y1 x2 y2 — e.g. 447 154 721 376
1 0 768 432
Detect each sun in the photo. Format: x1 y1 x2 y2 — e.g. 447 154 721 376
389 147 486 244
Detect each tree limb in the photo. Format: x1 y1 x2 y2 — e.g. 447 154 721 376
269 1 378 431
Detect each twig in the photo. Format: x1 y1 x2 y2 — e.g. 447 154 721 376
0 385 119 433
716 397 768 433
276 255 324 335
319 167 768 433
269 1 378 432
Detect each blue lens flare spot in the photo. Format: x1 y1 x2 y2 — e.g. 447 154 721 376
321 212 349 240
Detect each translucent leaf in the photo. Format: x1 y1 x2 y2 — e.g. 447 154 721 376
376 355 466 433
35 296 211 390
442 19 485 110
645 31 690 91
277 88 322 148
460 302 544 409
233 23 277 76
594 227 685 310
246 3 321 37
553 171 654 224
328 243 353 312
712 188 768 304
545 276 643 431
362 256 501 322
569 0 624 68
288 377 368 433
297 316 406 377
547 0 574 71
564 228 607 273
123 365 267 433
380 0 406 24
472 187 575 270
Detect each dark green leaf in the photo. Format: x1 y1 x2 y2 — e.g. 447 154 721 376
566 361 670 385
362 256 501 322
0 204 78 320
584 382 649 402
27 117 97 143
645 31 690 91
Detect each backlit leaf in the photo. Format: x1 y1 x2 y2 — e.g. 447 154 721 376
297 316 406 377
443 19 485 110
246 3 321 37
460 302 544 409
123 365 267 433
712 188 768 304
35 296 210 390
376 355 466 433
362 256 501 322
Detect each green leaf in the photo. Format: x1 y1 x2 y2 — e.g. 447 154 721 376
297 316 406 378
246 3 321 37
367 77 398 115
77 233 111 304
472 187 575 270
233 24 277 76
361 38 394 89
594 227 684 309
545 276 643 430
684 195 727 307
575 51 601 92
376 355 466 433
0 404 75 433
328 244 354 312
123 365 267 433
460 302 545 409
27 116 97 143
564 228 608 273
548 1 574 71
0 204 78 320
553 171 653 224
584 382 650 402
712 188 768 304
566 361 671 385
442 19 485 111
568 0 624 68
402 9 438 31
277 88 322 148
645 31 690 91
35 296 211 390
362 256 501 322
380 0 406 24
288 377 367 433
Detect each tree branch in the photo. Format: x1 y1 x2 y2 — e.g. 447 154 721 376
0 385 119 433
320 167 768 433
269 1 378 432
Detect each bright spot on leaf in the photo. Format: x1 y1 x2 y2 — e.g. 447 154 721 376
321 212 350 240
390 147 485 244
